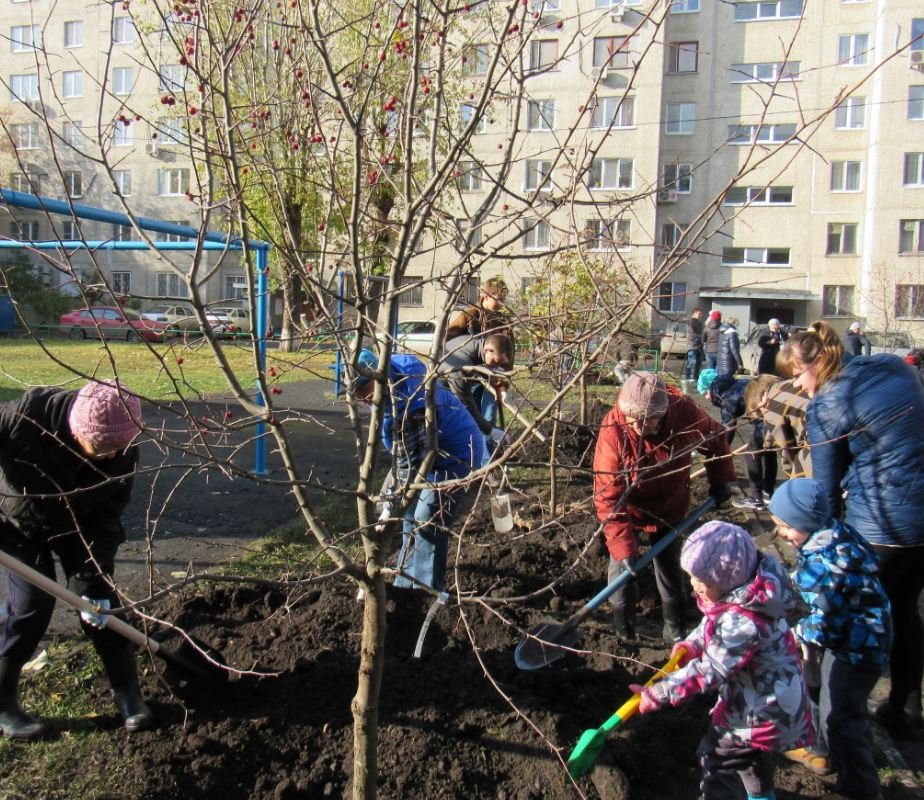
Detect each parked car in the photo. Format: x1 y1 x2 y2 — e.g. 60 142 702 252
143 304 231 336
214 306 252 334
658 321 689 360
865 330 915 358
387 319 437 356
60 306 170 343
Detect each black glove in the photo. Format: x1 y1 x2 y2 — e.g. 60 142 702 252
709 484 733 507
591 532 608 559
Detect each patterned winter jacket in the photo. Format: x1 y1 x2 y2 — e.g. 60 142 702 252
791 520 892 669
646 553 814 753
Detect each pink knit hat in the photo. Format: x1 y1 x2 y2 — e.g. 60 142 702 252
681 521 758 593
68 381 143 451
617 373 669 419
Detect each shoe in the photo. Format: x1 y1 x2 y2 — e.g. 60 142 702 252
873 698 911 736
112 686 155 733
762 490 772 503
0 658 46 740
732 496 765 511
784 747 831 775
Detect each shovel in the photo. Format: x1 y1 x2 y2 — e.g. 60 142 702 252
0 549 228 694
514 497 715 670
567 647 688 778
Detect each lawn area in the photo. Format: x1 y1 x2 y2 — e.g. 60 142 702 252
0 337 338 402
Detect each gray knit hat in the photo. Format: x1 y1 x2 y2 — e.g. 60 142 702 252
681 521 759 593
617 372 669 419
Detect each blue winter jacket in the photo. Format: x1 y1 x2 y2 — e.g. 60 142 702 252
808 354 924 547
791 520 892 669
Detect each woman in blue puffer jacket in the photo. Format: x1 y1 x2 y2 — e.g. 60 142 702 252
783 320 924 735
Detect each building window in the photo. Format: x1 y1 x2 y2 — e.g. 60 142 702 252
585 218 631 251
656 282 687 312
527 99 555 131
458 162 482 192
156 272 189 298
225 275 247 300
113 169 133 196
158 168 189 196
10 220 39 240
10 25 40 52
822 285 855 316
734 0 803 20
159 64 186 92
830 160 862 192
10 74 39 102
896 285 924 318
456 219 482 250
899 220 924 254
9 172 41 193
837 33 870 66
659 222 682 250
826 223 858 255
113 225 135 242
11 122 38 149
909 86 924 121
913 19 924 51
588 158 633 190
63 171 83 199
158 220 190 242
670 0 699 14
727 123 796 144
666 102 696 134
904 153 924 187
459 103 487 134
156 117 188 146
525 159 553 193
62 71 83 99
668 41 698 73
529 39 558 71
111 271 131 295
723 185 793 205
589 96 635 128
729 61 800 83
662 163 692 193
834 97 866 129
64 20 83 48
721 247 791 267
62 121 83 147
463 44 489 76
398 276 423 306
112 17 136 44
522 219 551 251
112 67 135 96
593 36 632 70
113 120 133 147
61 220 77 240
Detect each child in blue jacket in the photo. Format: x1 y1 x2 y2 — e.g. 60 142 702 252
769 478 892 800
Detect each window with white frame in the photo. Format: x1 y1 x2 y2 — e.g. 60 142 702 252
112 17 135 44
10 74 39 102
909 87 924 121
668 41 698 73
225 276 246 300
826 223 858 255
666 102 696 134
113 120 133 146
822 284 855 316
593 36 632 70
10 220 39 240
62 121 83 147
834 97 866 129
597 0 643 5
522 219 551 250
9 172 41 193
113 169 132 196
112 67 135 96
111 271 131 295
398 276 423 306
656 282 687 312
63 170 82 199
590 96 634 128
588 158 633 189
729 61 800 83
896 285 924 318
159 64 186 92
156 117 188 145
831 160 862 191
723 185 793 205
721 247 791 266
662 163 692 193
734 0 803 20
158 220 190 242
11 25 40 52
463 44 489 76
156 272 189 298
670 0 699 14
158 168 189 195
459 103 487 133
585 218 631 251
527 99 555 131
61 219 77 240
113 224 135 242
456 219 482 250
62 71 83 99
913 19 924 50
458 162 482 192
899 220 924 254
529 39 558 71
11 122 38 149
64 20 83 48
525 159 553 193
727 123 796 144
530 0 560 11
904 153 924 187
837 33 869 66
659 222 682 249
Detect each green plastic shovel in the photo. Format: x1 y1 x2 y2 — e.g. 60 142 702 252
566 646 688 778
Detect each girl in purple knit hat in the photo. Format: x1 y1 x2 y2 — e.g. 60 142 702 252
630 521 813 800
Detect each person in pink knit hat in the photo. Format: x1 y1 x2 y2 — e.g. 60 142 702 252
0 380 153 739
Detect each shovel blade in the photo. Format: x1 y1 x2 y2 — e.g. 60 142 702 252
513 620 581 670
160 636 228 701
567 727 607 779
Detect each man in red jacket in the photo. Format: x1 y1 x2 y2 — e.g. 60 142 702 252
593 372 735 642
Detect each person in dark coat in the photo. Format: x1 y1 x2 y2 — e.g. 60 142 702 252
702 310 723 371
717 317 744 377
683 308 704 382
0 381 153 739
757 318 788 375
842 321 871 357
785 320 924 736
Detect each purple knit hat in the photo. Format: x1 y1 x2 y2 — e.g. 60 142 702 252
617 372 669 419
68 381 143 451
681 521 758 593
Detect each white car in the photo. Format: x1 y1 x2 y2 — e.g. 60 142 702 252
213 307 252 334
866 330 915 358
658 321 689 360
143 304 231 336
376 320 437 356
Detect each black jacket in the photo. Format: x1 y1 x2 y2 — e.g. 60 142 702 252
718 326 743 376
703 319 723 355
843 330 871 357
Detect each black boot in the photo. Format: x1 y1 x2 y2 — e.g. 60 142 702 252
873 697 910 736
93 637 154 732
661 600 685 644
905 691 923 731
0 658 46 740
112 685 154 733
611 607 636 640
